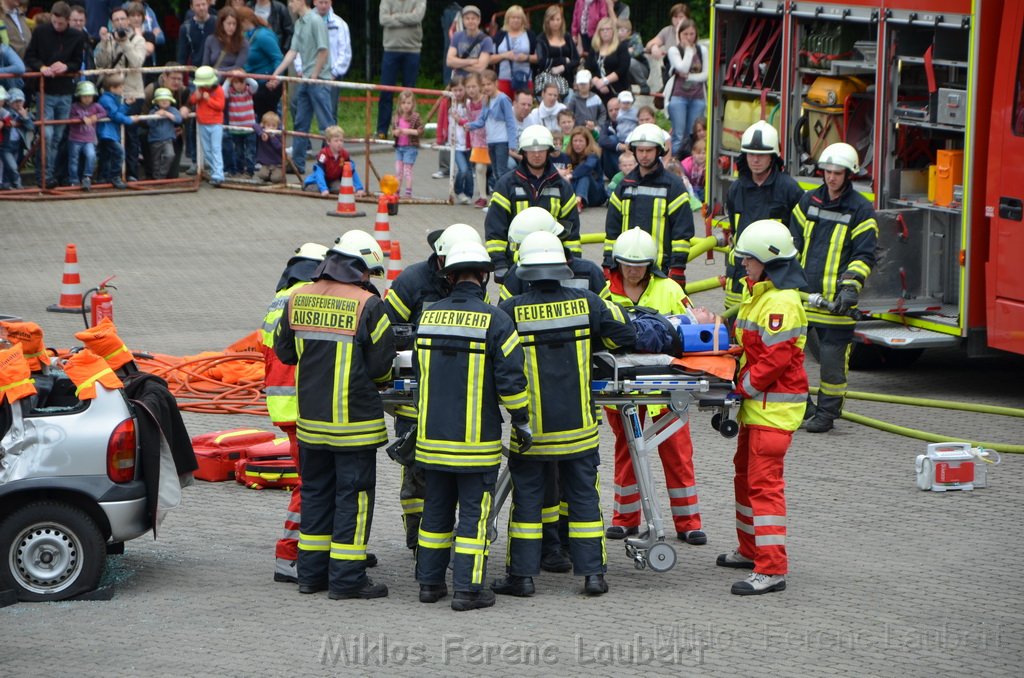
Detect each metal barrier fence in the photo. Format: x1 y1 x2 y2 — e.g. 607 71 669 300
0 67 455 204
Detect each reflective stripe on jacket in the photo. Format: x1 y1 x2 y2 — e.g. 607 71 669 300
261 281 310 425
603 164 695 273
485 160 582 270
734 280 808 430
274 279 395 451
414 282 529 472
498 283 635 459
790 184 878 326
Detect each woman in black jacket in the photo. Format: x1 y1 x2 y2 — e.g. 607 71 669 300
533 4 579 100
584 17 630 104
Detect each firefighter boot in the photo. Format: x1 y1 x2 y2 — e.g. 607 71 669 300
419 583 449 603
804 413 835 433
540 551 572 573
678 530 708 545
731 572 786 596
328 577 389 600
583 574 609 596
490 575 536 597
451 589 496 611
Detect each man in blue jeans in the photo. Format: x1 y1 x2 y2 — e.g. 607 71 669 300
269 0 333 176
23 1 86 187
375 0 425 138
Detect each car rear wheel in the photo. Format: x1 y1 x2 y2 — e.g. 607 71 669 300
0 501 106 602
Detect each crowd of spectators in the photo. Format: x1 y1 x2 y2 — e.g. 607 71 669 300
0 0 707 202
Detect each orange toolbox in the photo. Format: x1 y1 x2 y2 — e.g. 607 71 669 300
192 428 277 482
235 437 298 490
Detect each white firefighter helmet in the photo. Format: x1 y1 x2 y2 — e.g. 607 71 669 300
626 123 668 152
516 231 572 281
332 230 385 275
434 223 483 256
518 124 556 152
740 120 780 156
292 242 329 261
733 219 798 264
441 241 495 275
612 228 658 265
818 142 860 173
508 206 564 245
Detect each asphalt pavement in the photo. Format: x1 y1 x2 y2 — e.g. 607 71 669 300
1 151 1022 676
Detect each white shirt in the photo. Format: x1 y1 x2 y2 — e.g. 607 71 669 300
524 102 567 133
293 9 352 79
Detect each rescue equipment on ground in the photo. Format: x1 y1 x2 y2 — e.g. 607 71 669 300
191 428 276 482
327 162 365 218
915 442 1001 491
47 243 87 314
234 436 297 489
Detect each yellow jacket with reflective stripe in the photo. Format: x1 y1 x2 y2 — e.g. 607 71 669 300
414 282 530 472
734 279 808 430
498 282 635 459
260 281 310 424
790 184 878 326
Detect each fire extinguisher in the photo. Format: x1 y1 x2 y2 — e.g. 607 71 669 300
82 275 117 329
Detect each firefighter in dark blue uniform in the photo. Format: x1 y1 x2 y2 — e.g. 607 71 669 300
382 223 484 551
604 123 695 285
274 230 395 600
499 206 607 574
790 142 878 433
723 121 805 310
414 241 532 612
485 124 583 282
493 231 636 597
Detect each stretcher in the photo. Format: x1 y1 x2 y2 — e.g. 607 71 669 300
382 351 740 574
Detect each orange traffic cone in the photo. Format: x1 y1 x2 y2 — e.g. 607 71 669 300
387 241 404 285
373 196 392 257
47 244 88 314
327 162 366 218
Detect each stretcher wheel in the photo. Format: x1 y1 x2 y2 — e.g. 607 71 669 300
719 419 740 438
647 542 677 573
711 413 722 431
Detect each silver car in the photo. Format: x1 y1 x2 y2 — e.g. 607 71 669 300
0 379 151 602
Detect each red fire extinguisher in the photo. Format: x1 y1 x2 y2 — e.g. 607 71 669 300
82 275 116 328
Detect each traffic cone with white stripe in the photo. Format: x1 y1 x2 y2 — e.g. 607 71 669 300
327 162 365 218
373 195 392 257
47 244 88 314
387 241 404 286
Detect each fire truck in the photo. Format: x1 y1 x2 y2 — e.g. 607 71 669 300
706 0 1024 365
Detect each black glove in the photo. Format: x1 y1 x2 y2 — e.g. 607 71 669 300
385 426 416 465
493 266 508 284
835 283 859 315
512 422 532 453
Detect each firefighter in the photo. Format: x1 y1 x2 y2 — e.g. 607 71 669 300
492 231 635 598
790 142 878 433
382 222 484 551
723 121 805 310
274 230 395 600
413 241 531 612
499 206 607 574
485 124 582 282
260 242 328 585
500 206 607 300
602 228 706 545
604 123 695 285
722 219 808 595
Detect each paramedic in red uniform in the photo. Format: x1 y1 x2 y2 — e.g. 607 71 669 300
261 243 328 584
721 219 808 595
602 227 706 546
